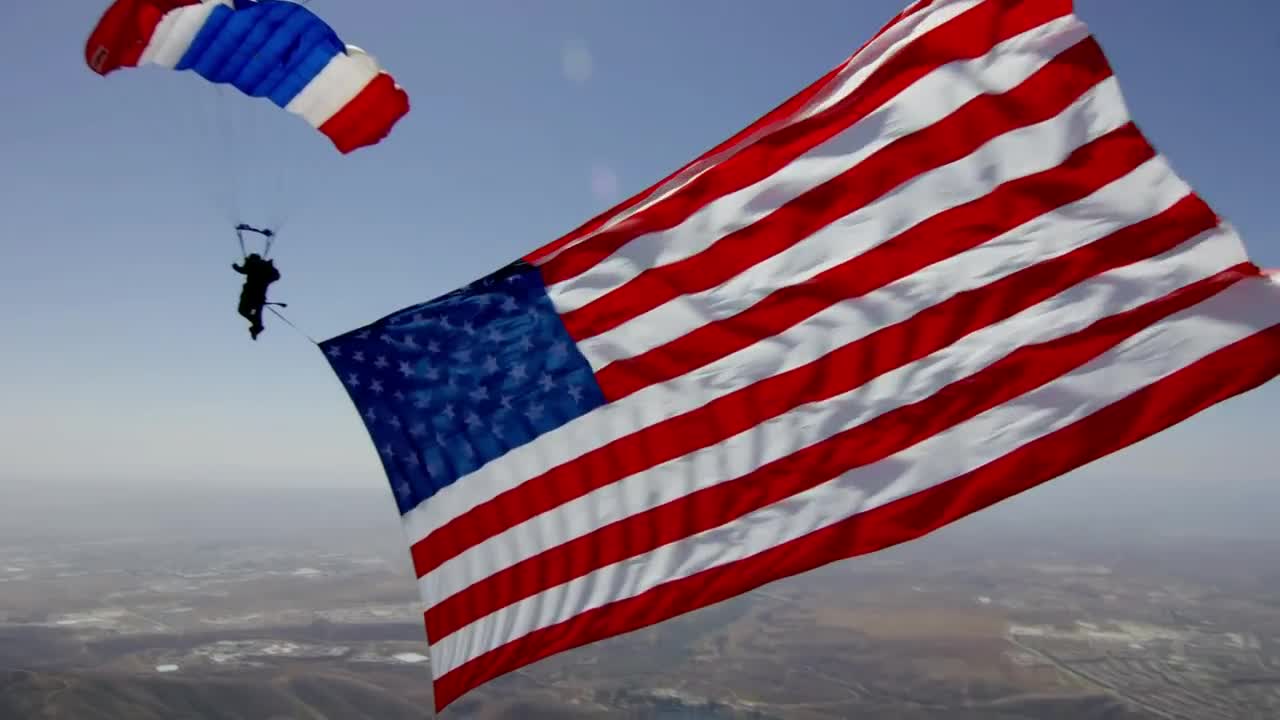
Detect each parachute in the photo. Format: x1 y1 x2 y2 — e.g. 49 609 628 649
84 0 410 154
84 0 412 336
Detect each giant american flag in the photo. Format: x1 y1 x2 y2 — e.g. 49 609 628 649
319 0 1280 711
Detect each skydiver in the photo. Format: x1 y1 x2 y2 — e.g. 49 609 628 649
231 252 281 340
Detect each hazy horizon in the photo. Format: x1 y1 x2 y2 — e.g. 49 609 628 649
6 467 1279 548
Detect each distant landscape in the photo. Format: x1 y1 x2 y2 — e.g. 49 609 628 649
1 483 1279 719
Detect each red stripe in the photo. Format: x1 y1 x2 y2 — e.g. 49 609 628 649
597 122 1152 400
410 193 1217 581
432 313 1280 712
84 0 187 74
522 0 954 267
318 73 411 154
426 249 1243 644
561 36 1113 344
535 0 1071 286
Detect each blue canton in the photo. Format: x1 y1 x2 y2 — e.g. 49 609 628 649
320 261 605 513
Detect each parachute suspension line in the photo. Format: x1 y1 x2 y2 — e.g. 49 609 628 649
211 83 293 250
241 83 265 228
184 79 236 228
197 82 246 230
221 79 306 242
235 224 277 259
256 96 315 238
264 121 293 235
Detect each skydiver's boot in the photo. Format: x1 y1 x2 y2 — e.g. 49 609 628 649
248 307 264 340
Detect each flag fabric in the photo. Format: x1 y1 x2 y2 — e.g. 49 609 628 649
319 0 1280 711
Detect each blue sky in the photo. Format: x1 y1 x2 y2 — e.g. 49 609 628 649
2 2 1278 526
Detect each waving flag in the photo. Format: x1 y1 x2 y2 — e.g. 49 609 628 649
320 0 1280 711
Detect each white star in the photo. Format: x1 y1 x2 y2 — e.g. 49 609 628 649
370 379 384 395
454 348 472 364
435 431 448 446
353 350 366 363
506 273 521 284
410 422 427 437
509 363 528 382
381 443 395 458
326 345 342 358
403 452 419 467
398 361 415 378
396 481 411 498
439 316 453 330
403 334 419 350
483 355 499 374
501 296 518 313
393 390 405 402
346 372 360 387
539 373 555 392
492 423 506 439
525 403 544 421
380 333 395 344
549 341 569 359
375 355 389 369
356 330 371 340
463 321 476 335
568 385 584 403
526 306 540 320
465 411 482 429
427 340 442 353
487 327 503 343
442 404 456 420
364 407 377 422
476 294 492 307
461 443 475 458
425 366 441 381
469 386 489 402
517 335 535 352
499 394 513 410
414 394 431 410
412 313 426 323
389 416 402 429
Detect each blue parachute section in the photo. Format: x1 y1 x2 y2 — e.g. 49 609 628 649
176 1 347 109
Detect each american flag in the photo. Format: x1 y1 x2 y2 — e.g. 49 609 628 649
320 0 1280 711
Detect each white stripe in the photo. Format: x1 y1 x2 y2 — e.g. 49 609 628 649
532 0 987 268
576 75 1130 370
139 1 230 70
784 0 979 123
400 153 1192 552
422 226 1245 606
285 46 381 128
545 14 1089 314
430 273 1280 675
